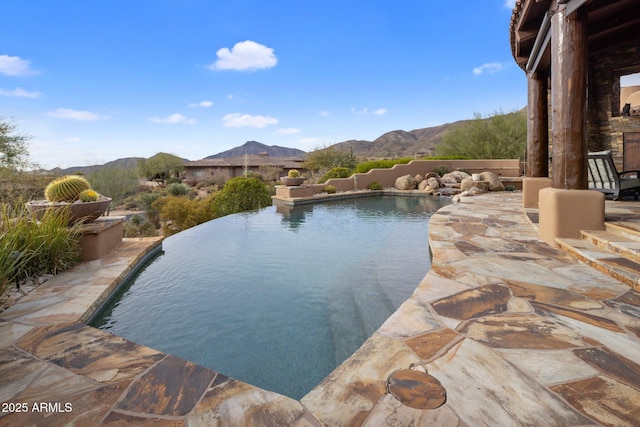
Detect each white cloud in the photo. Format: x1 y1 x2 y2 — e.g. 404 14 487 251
189 100 213 108
222 113 278 128
373 108 388 116
0 87 41 98
275 128 300 135
319 110 330 117
65 137 81 142
473 62 503 76
351 107 368 115
149 113 196 124
47 108 111 121
209 40 277 71
504 0 517 9
0 55 38 76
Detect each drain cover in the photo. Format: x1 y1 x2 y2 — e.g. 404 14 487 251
387 369 447 410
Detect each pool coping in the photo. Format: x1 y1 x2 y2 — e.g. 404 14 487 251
2 192 640 426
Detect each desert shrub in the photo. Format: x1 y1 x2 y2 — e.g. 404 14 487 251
137 192 162 227
1 203 80 294
354 158 413 174
211 176 271 217
0 170 49 205
166 177 182 185
123 215 157 237
319 167 352 183
435 110 527 160
367 181 383 190
87 165 139 204
431 165 451 177
324 185 337 194
505 185 517 192
166 182 190 197
153 196 214 236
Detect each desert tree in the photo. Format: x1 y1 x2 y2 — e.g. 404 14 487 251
435 110 527 160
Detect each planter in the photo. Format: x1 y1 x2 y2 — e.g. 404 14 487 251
26 196 112 225
280 177 305 186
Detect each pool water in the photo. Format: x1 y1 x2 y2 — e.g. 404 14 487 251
91 195 449 399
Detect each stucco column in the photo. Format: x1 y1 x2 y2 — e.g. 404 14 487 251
550 4 588 189
527 71 549 177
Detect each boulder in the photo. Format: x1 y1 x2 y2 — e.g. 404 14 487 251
441 171 470 184
479 171 505 191
418 180 431 191
426 177 441 190
395 175 417 190
415 174 424 184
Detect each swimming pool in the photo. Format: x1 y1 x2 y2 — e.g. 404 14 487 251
91 195 449 399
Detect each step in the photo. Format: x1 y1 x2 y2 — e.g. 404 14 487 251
580 229 640 264
556 237 640 290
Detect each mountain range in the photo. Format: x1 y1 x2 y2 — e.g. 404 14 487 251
50 119 469 175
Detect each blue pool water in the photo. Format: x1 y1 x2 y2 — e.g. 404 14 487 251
91 195 449 399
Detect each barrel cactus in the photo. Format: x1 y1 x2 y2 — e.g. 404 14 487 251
45 175 92 202
288 169 300 178
78 189 100 202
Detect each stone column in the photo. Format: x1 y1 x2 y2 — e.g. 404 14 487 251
527 71 549 177
550 4 588 189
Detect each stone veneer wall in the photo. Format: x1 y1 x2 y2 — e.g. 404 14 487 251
587 35 640 170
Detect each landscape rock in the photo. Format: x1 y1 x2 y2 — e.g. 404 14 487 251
418 180 431 191
415 174 424 184
460 172 505 192
452 186 484 203
395 175 417 190
427 177 441 190
479 171 505 191
441 171 470 184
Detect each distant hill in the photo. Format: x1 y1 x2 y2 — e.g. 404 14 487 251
331 121 468 159
48 157 144 176
206 141 306 159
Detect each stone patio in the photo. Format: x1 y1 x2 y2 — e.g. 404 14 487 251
1 193 639 426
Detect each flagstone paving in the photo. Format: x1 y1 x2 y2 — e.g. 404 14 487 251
1 193 640 426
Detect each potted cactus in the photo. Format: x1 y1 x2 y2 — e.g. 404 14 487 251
280 169 305 186
25 175 112 224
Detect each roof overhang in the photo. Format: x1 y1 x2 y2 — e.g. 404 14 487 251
510 0 640 73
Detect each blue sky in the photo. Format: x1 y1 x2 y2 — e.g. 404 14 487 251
2 0 529 169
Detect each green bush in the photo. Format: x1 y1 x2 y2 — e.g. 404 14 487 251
1 203 80 294
166 182 190 196
319 167 353 183
354 158 413 174
435 110 527 160
166 177 182 185
87 165 139 204
154 194 216 236
324 185 337 194
137 192 162 227
367 181 383 190
431 165 451 177
124 215 158 237
211 177 272 217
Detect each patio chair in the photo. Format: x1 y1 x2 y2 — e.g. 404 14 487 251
587 151 640 200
